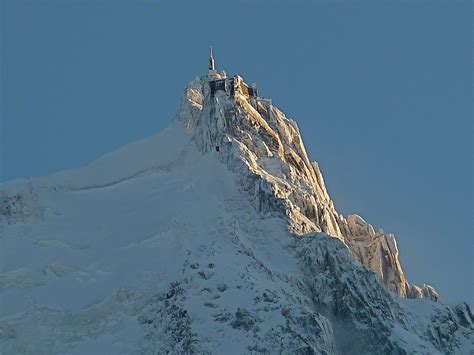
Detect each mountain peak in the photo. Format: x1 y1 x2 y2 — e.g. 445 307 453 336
1 65 471 353
177 70 440 301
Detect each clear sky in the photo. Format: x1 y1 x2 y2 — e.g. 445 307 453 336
1 0 472 303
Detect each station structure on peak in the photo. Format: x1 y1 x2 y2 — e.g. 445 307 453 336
207 47 260 101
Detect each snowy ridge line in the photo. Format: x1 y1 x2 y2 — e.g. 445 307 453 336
67 165 172 192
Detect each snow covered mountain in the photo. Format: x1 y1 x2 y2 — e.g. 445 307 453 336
0 64 472 354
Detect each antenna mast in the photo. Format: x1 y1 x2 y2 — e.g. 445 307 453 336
209 46 215 71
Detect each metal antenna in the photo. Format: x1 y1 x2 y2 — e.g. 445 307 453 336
209 46 215 71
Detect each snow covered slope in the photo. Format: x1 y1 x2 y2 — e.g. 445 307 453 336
0 71 472 354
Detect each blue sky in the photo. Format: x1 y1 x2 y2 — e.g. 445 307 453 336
1 0 472 302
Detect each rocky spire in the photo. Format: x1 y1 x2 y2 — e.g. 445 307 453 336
177 73 438 300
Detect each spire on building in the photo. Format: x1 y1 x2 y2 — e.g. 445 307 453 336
209 46 215 71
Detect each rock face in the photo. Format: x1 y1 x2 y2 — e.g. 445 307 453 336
0 69 472 354
177 72 422 299
298 233 474 354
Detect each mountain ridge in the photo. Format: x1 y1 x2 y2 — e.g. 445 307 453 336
0 69 472 354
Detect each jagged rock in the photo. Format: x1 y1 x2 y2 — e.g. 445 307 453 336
0 186 42 224
454 303 474 329
198 271 214 280
213 312 232 322
408 283 440 302
216 283 227 292
177 74 412 298
297 233 473 354
231 308 258 331
262 290 278 303
139 283 202 354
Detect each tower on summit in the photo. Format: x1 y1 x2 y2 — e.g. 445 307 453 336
207 47 226 80
209 47 215 71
